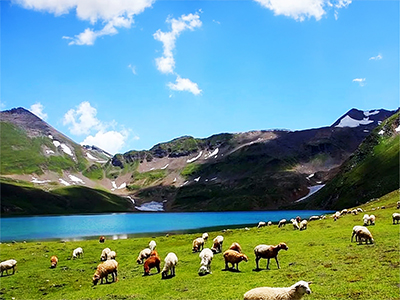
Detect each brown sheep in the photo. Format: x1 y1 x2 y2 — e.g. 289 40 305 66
99 236 105 243
92 260 118 285
50 256 58 268
229 242 242 253
223 249 248 271
254 242 289 270
211 235 224 254
144 250 161 276
192 237 205 253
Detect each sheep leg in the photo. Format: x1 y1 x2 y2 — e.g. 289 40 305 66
255 257 261 270
156 265 160 273
12 266 15 275
266 258 270 270
225 261 229 270
275 257 280 269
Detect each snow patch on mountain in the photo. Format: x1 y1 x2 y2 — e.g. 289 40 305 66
60 144 73 156
205 148 219 159
135 201 164 211
295 185 325 202
86 153 97 160
161 164 169 170
68 175 85 184
59 178 70 186
187 151 203 163
46 149 55 154
31 177 51 184
335 115 374 128
364 110 380 117
396 125 400 132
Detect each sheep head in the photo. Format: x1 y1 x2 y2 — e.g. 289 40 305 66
293 281 312 295
278 242 288 251
92 274 101 285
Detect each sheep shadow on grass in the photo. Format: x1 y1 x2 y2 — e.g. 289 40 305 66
161 274 175 280
222 268 241 273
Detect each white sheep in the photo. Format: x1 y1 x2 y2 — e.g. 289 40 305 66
72 247 83 259
0 259 17 276
202 232 209 242
368 215 376 225
192 237 205 253
92 260 118 285
355 227 374 244
363 214 370 226
137 248 152 264
161 252 178 279
107 250 116 260
243 280 312 300
101 247 111 261
149 240 157 251
198 248 213 275
267 221 272 226
351 209 358 215
278 219 287 228
392 213 400 224
257 221 267 228
299 220 307 231
291 219 300 230
308 216 320 221
351 225 364 242
254 242 288 270
357 208 364 213
211 235 224 254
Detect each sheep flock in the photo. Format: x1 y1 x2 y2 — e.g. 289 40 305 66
1 197 398 300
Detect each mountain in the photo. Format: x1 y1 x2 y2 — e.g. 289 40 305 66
0 107 397 214
292 110 400 210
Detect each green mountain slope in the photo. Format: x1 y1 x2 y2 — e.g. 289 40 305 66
1 178 134 216
298 111 400 210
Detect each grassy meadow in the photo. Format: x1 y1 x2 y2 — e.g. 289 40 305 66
0 190 399 300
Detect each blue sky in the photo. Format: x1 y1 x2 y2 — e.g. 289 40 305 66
1 0 399 154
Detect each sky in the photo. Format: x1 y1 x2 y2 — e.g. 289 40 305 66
1 0 399 155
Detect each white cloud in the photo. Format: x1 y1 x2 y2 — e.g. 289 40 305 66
154 12 202 74
154 12 202 95
63 101 102 135
128 64 137 75
30 102 48 120
352 78 366 86
14 0 154 45
369 54 382 60
254 0 351 21
168 76 202 95
81 130 128 155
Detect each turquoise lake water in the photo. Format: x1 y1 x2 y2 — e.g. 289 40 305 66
0 210 332 242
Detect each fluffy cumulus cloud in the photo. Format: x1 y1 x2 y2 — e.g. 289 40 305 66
352 78 366 86
63 101 130 154
369 54 382 61
168 76 202 95
63 101 102 135
154 12 202 95
81 129 129 155
13 0 154 45
254 0 351 21
30 102 48 120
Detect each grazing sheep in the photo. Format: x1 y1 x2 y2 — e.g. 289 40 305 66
368 215 376 225
92 260 118 285
202 232 209 242
257 221 267 228
357 208 364 213
229 242 242 253
392 213 400 224
291 219 300 230
340 209 348 216
161 252 178 279
299 220 308 231
278 219 287 228
192 237 205 253
99 236 105 243
149 240 156 251
308 216 320 221
107 250 116 260
351 209 358 215
355 227 374 244
397 201 400 209
351 226 364 242
199 248 213 275
72 247 83 259
363 214 370 226
101 248 111 261
254 242 288 270
267 221 272 226
223 249 248 271
144 250 161 275
211 235 224 254
0 259 17 276
136 248 152 264
50 256 58 268
243 280 312 300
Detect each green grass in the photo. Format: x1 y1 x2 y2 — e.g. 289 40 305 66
0 191 398 299
83 164 104 180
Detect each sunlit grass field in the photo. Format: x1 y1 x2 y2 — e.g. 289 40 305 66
0 190 399 300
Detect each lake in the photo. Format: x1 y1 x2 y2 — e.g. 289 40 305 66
0 210 333 242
